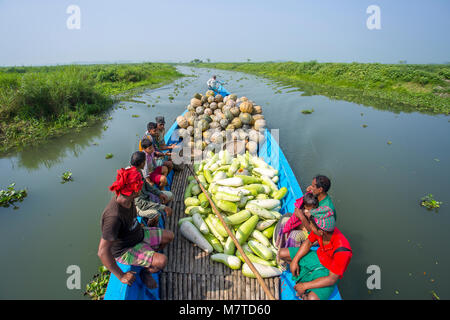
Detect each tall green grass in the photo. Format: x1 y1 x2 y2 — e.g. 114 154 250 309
0 63 183 154
190 61 450 114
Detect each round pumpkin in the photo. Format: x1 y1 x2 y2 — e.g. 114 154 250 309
229 94 237 101
191 98 202 107
209 121 220 129
177 116 189 129
209 102 218 110
201 95 208 104
215 94 223 103
208 96 215 103
219 119 229 129
196 106 204 115
231 117 243 129
253 105 262 114
226 124 235 131
206 90 215 97
204 108 213 116
246 141 258 154
230 106 240 117
196 119 209 132
252 114 265 121
253 119 266 131
194 93 202 100
186 126 194 136
239 101 253 114
210 132 223 144
239 112 253 125
226 99 236 107
224 110 234 121
218 102 225 109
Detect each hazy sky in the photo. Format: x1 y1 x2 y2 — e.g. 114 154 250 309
0 0 449 66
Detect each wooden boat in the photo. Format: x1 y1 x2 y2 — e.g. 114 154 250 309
104 112 341 300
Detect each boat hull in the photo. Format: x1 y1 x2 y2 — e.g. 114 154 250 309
104 117 342 300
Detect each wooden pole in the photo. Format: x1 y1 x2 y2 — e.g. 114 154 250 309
186 165 276 300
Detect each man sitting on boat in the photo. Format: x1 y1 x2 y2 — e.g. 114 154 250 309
206 75 223 92
279 206 352 300
98 165 174 289
155 116 176 152
130 151 173 227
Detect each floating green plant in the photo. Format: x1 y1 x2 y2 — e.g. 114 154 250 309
387 141 392 145
421 194 442 210
131 114 140 118
362 124 368 128
301 108 314 114
61 171 73 183
0 183 27 209
105 153 114 159
84 266 110 300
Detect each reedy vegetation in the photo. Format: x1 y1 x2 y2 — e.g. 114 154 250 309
189 61 450 114
0 63 183 154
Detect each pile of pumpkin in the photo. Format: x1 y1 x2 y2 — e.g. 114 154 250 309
178 150 288 278
176 91 267 155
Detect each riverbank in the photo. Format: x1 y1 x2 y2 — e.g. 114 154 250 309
0 63 183 155
187 62 450 115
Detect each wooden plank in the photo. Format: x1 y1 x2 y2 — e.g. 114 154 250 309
183 272 188 300
274 278 279 300
179 273 184 300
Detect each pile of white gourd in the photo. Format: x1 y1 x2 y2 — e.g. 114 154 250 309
179 149 288 278
176 91 267 156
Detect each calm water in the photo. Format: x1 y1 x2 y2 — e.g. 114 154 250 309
0 66 448 299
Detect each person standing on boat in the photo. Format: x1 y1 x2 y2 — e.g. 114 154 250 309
98 166 174 289
283 207 352 300
206 75 223 92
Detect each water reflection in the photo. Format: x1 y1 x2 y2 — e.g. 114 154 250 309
14 121 105 171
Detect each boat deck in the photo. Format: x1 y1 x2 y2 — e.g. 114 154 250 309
159 164 280 300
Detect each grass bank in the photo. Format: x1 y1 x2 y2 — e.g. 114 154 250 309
0 63 183 154
189 62 450 114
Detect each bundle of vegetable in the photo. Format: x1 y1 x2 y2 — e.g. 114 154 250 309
179 150 288 278
176 91 267 156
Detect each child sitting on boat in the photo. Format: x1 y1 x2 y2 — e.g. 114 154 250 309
274 192 318 250
98 165 174 290
130 151 173 227
141 138 170 190
140 122 174 172
275 175 337 251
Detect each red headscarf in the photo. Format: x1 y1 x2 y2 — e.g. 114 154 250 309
109 166 143 197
